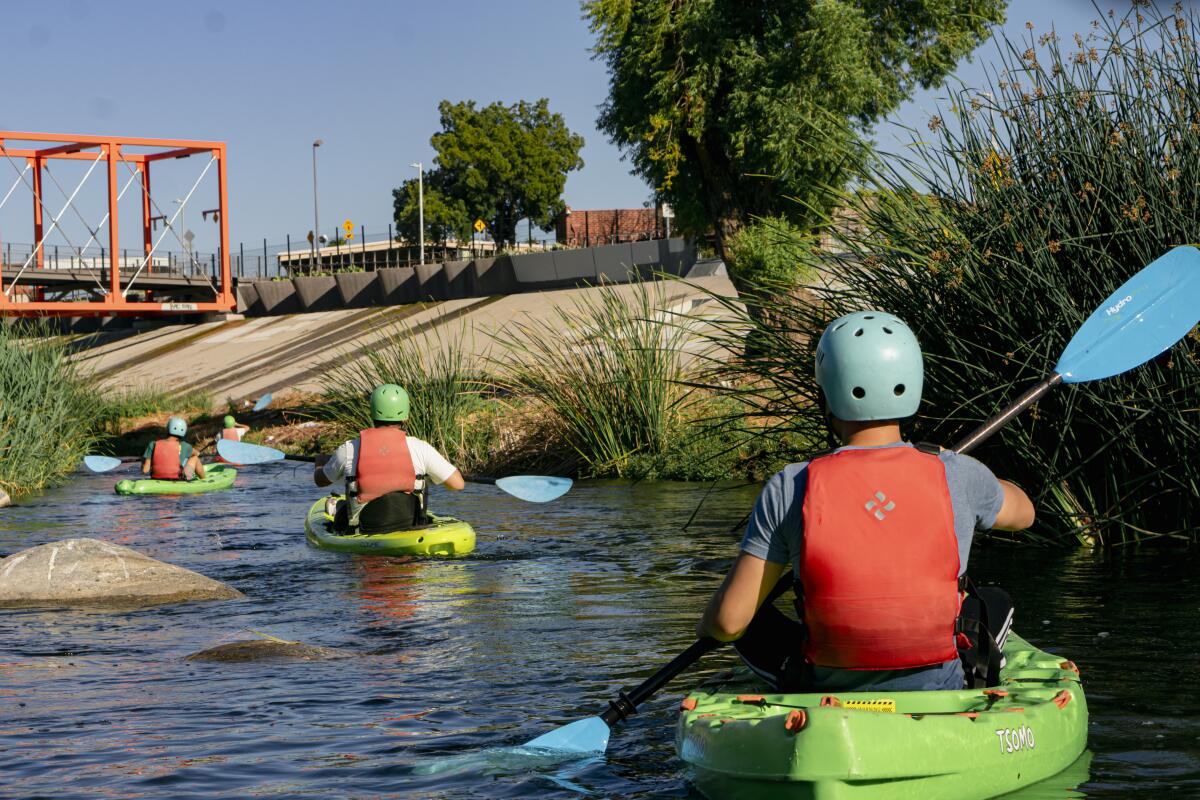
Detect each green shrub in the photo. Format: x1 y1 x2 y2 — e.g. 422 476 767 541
315 323 489 468
493 282 697 477
0 323 99 497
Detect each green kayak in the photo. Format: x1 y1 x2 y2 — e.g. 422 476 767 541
115 464 237 496
304 496 476 557
676 633 1087 800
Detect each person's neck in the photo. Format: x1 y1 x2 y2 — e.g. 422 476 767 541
839 421 903 448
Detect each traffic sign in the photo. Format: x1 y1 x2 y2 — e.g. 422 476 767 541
343 219 354 233
306 230 314 244
474 219 486 233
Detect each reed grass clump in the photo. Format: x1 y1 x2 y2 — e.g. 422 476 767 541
708 4 1200 544
315 324 491 469
0 322 99 498
493 282 699 477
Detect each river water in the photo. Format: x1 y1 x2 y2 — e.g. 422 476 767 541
0 462 1196 798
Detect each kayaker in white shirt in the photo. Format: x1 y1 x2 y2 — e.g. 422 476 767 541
313 384 464 533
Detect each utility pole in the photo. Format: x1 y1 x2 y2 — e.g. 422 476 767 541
312 139 323 270
410 161 424 265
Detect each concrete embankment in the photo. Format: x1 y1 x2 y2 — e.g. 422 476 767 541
73 271 737 403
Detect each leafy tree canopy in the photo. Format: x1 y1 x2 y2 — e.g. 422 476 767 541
586 0 1007 284
392 178 470 246
422 98 585 248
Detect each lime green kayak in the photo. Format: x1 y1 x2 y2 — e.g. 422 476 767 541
304 496 476 556
115 464 237 496
676 633 1087 800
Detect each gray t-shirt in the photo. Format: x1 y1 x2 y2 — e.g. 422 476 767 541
740 442 1005 691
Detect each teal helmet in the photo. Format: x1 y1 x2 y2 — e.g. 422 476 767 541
369 384 410 422
167 416 188 437
814 311 923 421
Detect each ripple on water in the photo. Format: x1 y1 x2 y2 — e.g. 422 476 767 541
0 467 1197 796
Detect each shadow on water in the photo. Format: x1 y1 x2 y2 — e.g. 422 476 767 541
0 463 1196 797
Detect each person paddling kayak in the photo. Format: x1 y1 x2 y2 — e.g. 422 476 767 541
313 383 465 533
219 414 250 443
698 311 1035 692
142 416 206 481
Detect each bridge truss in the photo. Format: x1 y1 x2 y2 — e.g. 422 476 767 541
0 131 233 317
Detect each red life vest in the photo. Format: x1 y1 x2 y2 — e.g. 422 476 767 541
150 437 183 480
799 446 961 670
221 427 243 441
354 427 416 502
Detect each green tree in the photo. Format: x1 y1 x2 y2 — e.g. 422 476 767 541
427 98 584 247
392 178 471 246
586 0 1007 290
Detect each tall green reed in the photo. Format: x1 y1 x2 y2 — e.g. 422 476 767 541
493 282 698 477
316 323 488 468
704 3 1200 544
0 322 100 498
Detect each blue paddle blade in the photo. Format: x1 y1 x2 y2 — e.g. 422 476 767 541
494 475 573 503
1056 246 1200 383
522 716 611 754
83 455 123 473
252 393 273 412
217 439 285 464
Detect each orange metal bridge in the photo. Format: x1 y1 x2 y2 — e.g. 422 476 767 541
0 131 233 317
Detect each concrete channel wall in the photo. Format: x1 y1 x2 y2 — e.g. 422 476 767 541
236 239 697 316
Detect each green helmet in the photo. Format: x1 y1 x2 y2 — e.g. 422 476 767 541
369 383 410 422
814 311 923 421
223 415 237 428
167 416 188 437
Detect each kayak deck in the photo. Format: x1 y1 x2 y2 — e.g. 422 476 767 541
676 633 1087 800
115 464 237 495
304 496 476 557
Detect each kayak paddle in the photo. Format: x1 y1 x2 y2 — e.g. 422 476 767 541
216 438 574 502
83 455 139 473
520 244 1200 756
252 392 273 412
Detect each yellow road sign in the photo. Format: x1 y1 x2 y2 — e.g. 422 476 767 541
343 219 354 233
473 219 486 233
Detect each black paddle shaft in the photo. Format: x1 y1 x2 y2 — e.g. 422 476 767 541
952 373 1063 455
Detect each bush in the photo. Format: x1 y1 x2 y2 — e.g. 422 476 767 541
0 323 100 497
493 282 698 477
315 323 489 469
706 4 1200 544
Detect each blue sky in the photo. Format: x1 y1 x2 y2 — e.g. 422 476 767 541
1 0 1115 253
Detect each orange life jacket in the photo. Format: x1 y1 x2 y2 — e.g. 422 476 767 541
151 437 183 480
354 427 416 502
799 446 961 670
221 427 243 441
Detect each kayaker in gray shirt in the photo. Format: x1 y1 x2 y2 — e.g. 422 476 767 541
697 311 1035 692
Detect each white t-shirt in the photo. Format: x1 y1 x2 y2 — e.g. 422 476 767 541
322 433 456 492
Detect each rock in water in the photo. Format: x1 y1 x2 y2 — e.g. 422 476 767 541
186 640 347 662
0 538 243 608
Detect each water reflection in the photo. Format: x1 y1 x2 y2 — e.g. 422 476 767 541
0 466 1196 796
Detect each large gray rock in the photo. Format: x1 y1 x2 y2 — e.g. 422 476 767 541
0 538 243 608
186 639 347 662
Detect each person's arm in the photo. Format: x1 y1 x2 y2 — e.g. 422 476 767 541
141 442 153 474
192 455 206 480
993 479 1035 530
698 554 788 642
441 469 465 491
415 440 463 491
313 454 333 488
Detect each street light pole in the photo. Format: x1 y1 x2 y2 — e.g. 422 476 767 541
312 139 323 271
410 161 424 265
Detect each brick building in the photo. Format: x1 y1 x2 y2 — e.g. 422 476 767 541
555 207 664 247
